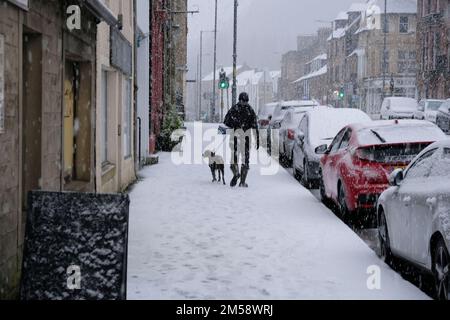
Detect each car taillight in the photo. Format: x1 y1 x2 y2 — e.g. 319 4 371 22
259 119 269 126
288 129 295 140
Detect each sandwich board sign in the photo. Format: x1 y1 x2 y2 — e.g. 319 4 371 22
20 191 130 300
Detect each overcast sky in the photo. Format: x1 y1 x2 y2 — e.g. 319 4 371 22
187 0 359 79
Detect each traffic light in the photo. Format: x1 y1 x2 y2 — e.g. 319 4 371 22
219 70 229 90
339 88 345 100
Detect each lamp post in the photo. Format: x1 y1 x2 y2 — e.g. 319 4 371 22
211 0 218 122
199 30 214 121
232 0 238 107
382 0 388 102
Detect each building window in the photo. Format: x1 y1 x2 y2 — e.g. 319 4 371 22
123 78 132 159
399 16 409 33
101 70 108 165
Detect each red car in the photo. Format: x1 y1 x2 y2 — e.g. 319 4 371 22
316 120 447 225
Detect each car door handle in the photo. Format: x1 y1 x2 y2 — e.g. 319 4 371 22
426 197 437 208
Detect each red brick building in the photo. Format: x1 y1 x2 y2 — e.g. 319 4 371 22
417 0 450 99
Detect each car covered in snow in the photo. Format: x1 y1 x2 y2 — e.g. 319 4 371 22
414 99 445 123
377 140 450 300
316 120 448 226
258 102 279 130
436 99 450 134
380 97 418 120
292 107 372 187
278 107 312 165
268 100 318 155
269 100 319 130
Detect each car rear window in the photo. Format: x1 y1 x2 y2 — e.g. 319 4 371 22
360 143 432 164
430 148 450 178
358 124 446 146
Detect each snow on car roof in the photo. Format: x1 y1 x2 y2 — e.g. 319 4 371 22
281 100 318 107
308 107 372 148
355 120 447 146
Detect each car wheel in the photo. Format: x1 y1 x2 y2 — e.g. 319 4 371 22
302 161 311 189
433 238 450 301
378 210 393 266
319 171 330 206
338 182 351 224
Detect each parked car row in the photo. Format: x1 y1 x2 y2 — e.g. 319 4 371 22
259 100 450 300
377 96 450 134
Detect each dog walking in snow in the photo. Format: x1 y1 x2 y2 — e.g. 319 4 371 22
203 150 226 185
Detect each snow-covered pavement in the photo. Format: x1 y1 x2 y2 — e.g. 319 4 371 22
127 124 429 300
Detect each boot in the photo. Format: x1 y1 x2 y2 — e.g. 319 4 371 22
239 165 249 188
230 164 240 187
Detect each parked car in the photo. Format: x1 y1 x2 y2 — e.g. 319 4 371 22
258 102 278 129
316 120 447 226
377 140 450 300
279 108 310 164
414 99 445 123
269 100 319 130
436 99 450 134
380 97 418 120
269 100 318 154
292 108 372 187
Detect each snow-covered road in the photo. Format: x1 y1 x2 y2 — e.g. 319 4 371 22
127 123 429 300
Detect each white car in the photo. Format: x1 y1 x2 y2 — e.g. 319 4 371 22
279 108 308 164
269 100 318 154
292 107 372 187
377 140 450 300
415 99 445 123
269 100 319 130
380 97 418 120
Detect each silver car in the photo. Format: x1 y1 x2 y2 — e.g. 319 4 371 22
377 140 450 300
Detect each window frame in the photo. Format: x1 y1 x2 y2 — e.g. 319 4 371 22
399 16 409 34
404 148 438 180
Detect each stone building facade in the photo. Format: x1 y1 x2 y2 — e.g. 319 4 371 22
95 0 137 194
280 28 330 101
327 0 418 113
416 0 450 100
0 0 118 299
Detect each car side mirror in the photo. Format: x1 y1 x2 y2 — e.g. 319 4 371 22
389 169 404 187
268 115 273 121
315 144 329 155
296 131 305 142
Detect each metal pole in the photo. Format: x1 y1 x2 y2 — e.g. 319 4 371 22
196 53 200 120
211 0 218 122
232 0 238 107
382 0 387 102
221 89 224 122
199 31 203 121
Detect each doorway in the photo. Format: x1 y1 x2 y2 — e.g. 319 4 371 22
63 60 92 191
22 32 42 208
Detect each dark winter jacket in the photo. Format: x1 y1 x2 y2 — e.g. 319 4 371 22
224 102 260 148
224 102 259 132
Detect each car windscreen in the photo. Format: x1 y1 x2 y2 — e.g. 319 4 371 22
390 99 417 112
428 101 444 111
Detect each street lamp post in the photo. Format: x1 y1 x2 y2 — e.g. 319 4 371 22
199 30 214 121
211 0 218 122
382 0 388 102
232 0 238 107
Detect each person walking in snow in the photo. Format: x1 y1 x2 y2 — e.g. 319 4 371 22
224 92 260 188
